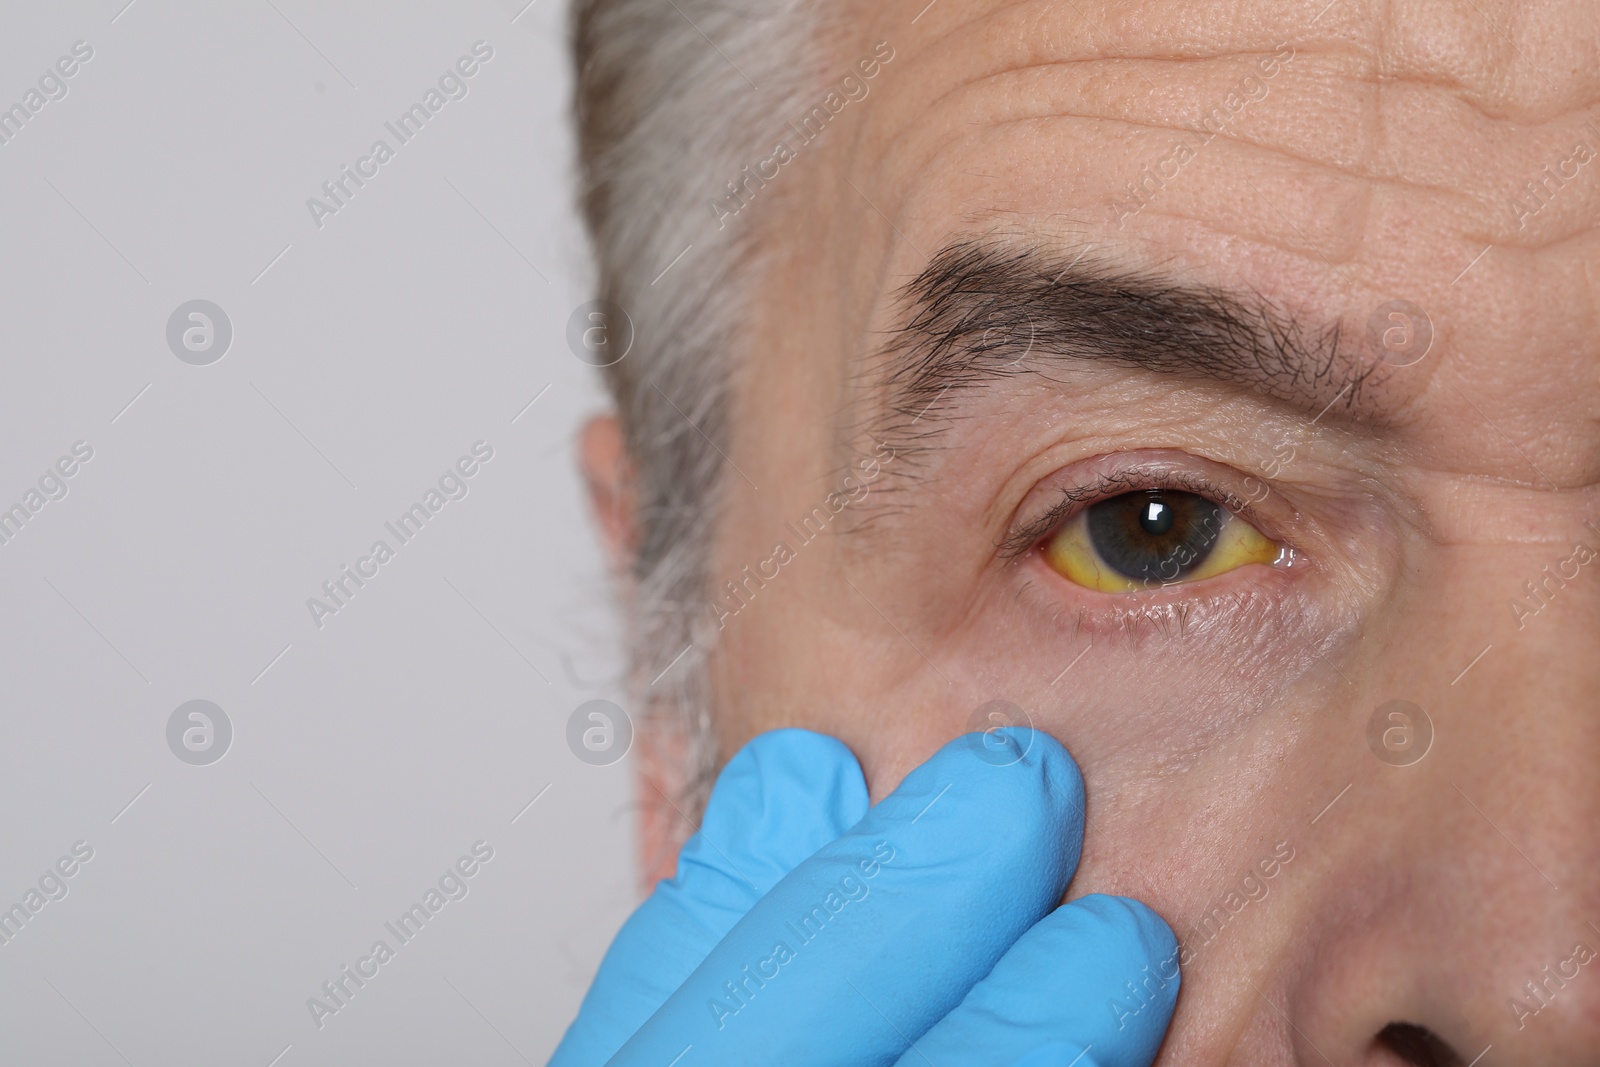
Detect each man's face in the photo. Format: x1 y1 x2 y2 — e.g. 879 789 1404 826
688 0 1599 1060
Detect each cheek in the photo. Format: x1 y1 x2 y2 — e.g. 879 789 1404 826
712 537 1349 805
707 550 918 758
920 573 1366 922
709 548 995 800
943 562 1342 778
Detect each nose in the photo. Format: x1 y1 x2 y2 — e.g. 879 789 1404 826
1288 572 1600 1066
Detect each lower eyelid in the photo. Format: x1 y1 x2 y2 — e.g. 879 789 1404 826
1016 546 1314 647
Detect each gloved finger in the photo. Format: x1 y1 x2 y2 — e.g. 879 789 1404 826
607 726 1087 1067
549 728 869 1066
896 894 1180 1067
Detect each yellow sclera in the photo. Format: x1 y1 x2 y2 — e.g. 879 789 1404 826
1042 502 1280 593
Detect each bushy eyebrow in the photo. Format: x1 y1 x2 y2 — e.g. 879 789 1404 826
865 239 1377 449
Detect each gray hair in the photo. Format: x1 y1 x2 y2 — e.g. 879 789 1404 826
570 1 826 823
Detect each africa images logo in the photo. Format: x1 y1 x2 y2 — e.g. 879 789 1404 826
305 41 495 230
306 841 495 1030
305 441 494 629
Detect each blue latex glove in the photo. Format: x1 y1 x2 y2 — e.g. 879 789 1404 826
549 727 1179 1067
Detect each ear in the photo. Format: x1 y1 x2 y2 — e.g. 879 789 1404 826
581 414 690 886
578 413 638 576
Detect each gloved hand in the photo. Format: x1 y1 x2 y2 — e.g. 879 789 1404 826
548 726 1179 1067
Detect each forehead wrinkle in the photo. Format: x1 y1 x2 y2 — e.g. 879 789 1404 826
857 237 1380 455
913 105 1460 216
860 49 1596 257
902 0 1600 115
851 0 1600 200
905 58 1386 190
845 65 1382 284
845 1 1312 196
857 48 1308 188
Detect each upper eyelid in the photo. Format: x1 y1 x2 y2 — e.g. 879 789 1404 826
995 496 1074 559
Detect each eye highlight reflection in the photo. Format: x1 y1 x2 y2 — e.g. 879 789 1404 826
1043 490 1281 592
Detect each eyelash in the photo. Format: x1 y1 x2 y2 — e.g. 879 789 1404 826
997 464 1269 561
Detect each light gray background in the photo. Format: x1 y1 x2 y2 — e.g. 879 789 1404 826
0 1 638 1062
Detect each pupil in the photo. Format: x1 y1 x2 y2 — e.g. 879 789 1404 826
1140 501 1173 535
1085 490 1225 583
